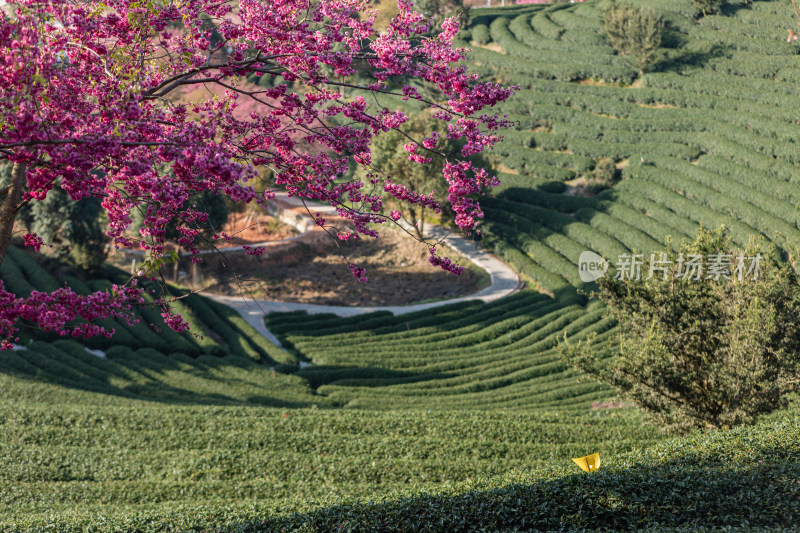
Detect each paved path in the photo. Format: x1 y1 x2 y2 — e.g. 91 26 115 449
202 193 522 349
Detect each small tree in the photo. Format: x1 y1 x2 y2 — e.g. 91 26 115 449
560 227 800 431
369 111 492 239
603 3 664 76
586 157 618 194
693 0 724 17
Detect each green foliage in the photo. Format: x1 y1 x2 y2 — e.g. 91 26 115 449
0 248 38 296
253 414 800 532
1 404 796 531
0 352 665 530
603 3 664 75
202 296 296 365
369 111 492 237
693 0 725 16
561 227 800 431
17 181 108 272
471 23 489 44
588 157 618 192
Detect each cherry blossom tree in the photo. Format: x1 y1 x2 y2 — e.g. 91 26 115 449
0 0 515 347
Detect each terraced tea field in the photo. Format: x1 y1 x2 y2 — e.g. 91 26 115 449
1 245 653 529
463 0 800 293
2 0 800 530
266 290 615 411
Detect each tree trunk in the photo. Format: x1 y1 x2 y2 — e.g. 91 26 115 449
403 206 424 240
173 252 180 282
0 161 26 267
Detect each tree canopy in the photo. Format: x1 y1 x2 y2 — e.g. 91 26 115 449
0 0 515 346
560 228 800 431
602 2 663 76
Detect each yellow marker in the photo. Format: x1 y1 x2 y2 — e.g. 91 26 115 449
572 453 601 473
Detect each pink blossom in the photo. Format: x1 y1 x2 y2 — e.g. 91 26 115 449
242 245 266 256
23 233 46 252
428 246 465 275
349 263 368 282
0 0 514 342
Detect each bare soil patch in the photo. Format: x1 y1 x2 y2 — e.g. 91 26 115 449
497 163 519 175
636 101 677 109
473 42 506 54
222 211 298 245
191 228 490 306
591 399 632 410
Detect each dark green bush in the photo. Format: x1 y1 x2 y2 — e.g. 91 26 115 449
588 157 618 191
561 227 800 430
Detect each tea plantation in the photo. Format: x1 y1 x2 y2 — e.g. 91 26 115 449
462 0 800 293
2 0 800 530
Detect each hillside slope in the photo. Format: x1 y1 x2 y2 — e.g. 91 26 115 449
467 0 800 292
2 0 800 530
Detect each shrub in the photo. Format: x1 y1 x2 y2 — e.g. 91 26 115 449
560 227 800 431
693 0 724 16
588 157 618 192
471 23 490 44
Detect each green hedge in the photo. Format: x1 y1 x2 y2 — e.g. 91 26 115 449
530 11 564 40
185 294 274 363
0 251 35 296
5 246 61 293
485 198 629 260
251 416 800 532
470 23 490 44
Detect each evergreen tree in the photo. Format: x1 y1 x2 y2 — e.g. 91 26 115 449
19 183 108 273
603 3 664 76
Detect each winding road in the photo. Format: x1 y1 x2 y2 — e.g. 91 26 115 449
205 193 522 349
